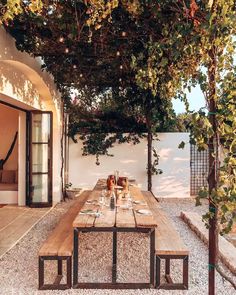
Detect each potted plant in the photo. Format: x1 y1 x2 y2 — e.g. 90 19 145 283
65 183 81 199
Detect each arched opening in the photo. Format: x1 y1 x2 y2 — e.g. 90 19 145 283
0 60 62 207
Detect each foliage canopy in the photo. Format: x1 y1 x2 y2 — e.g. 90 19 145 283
1 0 236 234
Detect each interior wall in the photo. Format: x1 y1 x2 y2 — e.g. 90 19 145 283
0 103 18 170
68 133 190 198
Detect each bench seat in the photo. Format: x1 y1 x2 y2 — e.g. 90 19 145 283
38 190 90 290
142 191 189 290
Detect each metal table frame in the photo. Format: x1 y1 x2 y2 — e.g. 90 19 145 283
73 227 155 289
39 256 72 290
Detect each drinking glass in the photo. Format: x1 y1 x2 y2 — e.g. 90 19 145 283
114 170 119 185
126 192 133 209
99 195 105 207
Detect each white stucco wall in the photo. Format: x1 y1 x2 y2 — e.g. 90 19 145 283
69 133 190 198
0 27 63 204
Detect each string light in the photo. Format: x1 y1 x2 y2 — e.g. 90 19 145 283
59 36 64 43
121 31 126 37
73 65 77 69
65 48 69 53
80 74 83 78
120 65 123 70
116 51 120 57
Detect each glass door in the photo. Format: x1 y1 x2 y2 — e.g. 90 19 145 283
29 111 52 207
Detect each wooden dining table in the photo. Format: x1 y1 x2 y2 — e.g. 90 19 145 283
72 181 157 289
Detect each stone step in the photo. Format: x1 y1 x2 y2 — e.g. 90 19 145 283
181 211 236 275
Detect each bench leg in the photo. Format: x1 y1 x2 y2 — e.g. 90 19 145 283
67 256 72 288
183 255 188 289
156 255 188 290
156 256 161 289
39 257 44 289
38 256 72 290
58 259 63 276
165 258 173 284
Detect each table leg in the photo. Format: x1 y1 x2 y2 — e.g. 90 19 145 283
73 228 79 287
150 229 155 287
112 230 117 283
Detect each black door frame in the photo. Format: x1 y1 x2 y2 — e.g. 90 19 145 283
0 99 53 207
28 111 53 208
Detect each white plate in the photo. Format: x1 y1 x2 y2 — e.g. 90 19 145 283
80 212 102 217
136 209 151 215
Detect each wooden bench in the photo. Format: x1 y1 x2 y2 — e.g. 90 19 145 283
142 191 189 290
38 190 90 290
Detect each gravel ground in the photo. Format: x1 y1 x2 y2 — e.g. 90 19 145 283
0 197 235 295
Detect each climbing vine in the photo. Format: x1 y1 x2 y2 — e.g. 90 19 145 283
1 2 235 289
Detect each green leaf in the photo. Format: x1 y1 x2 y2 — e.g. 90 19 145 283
178 141 185 149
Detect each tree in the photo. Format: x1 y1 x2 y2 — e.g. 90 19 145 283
3 1 186 191
0 0 43 24
2 1 235 292
67 84 174 190
82 1 236 292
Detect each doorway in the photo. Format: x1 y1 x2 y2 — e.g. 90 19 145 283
0 100 53 207
0 103 19 204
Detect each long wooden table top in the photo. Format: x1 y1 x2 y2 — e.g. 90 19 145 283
73 180 157 229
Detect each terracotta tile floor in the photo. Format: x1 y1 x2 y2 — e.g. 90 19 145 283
0 205 51 258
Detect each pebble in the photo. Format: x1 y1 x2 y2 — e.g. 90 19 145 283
0 198 235 295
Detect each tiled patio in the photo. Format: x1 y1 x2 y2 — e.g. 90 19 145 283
0 205 51 258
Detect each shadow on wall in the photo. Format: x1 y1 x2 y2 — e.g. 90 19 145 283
69 138 147 189
0 62 42 108
152 134 190 198
69 133 191 198
0 26 61 118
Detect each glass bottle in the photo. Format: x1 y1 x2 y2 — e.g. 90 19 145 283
110 188 116 210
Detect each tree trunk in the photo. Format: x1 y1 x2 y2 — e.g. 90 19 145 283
208 46 219 295
147 121 152 192
60 105 66 200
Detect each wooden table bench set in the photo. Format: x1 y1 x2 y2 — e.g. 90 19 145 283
38 179 189 290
